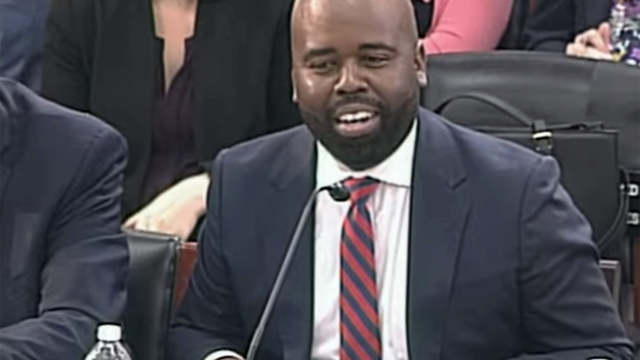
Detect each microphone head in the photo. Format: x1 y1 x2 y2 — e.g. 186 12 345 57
328 183 351 202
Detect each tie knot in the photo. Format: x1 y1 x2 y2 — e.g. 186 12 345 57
343 177 379 204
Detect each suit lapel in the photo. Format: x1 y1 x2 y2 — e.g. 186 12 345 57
407 110 470 359
258 127 316 359
253 111 470 358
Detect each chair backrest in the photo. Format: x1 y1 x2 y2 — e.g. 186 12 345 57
124 230 180 360
422 51 640 171
173 242 198 307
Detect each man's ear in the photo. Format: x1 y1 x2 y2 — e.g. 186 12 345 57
415 40 427 87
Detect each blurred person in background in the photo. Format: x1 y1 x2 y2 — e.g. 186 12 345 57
412 0 514 54
0 0 49 90
41 0 300 240
525 0 639 61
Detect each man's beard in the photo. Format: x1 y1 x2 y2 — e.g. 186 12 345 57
299 91 419 171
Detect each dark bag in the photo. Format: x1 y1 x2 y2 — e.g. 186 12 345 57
434 92 629 258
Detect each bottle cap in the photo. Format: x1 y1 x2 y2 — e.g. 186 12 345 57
97 324 122 342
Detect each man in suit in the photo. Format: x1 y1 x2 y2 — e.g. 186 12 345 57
0 78 129 360
169 0 634 358
0 0 48 90
524 0 619 59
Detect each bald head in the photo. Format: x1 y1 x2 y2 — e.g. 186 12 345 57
291 0 419 57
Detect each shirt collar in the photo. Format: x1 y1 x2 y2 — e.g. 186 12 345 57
316 120 417 189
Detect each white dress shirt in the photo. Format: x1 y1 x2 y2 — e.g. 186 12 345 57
206 121 417 360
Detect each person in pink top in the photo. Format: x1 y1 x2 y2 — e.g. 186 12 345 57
420 0 514 54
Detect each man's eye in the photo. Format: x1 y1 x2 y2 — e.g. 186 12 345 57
363 56 389 67
309 61 336 71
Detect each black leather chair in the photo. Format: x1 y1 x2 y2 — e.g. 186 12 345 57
422 51 640 171
124 230 180 360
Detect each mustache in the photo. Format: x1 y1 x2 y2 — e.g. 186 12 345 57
328 95 385 115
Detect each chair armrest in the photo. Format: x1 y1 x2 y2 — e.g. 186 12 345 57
600 259 622 307
173 242 198 307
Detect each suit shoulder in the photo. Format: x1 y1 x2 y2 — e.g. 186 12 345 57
428 112 546 180
219 125 309 168
1 79 126 156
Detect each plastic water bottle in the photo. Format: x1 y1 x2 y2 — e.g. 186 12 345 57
610 0 627 45
610 0 640 67
84 324 133 360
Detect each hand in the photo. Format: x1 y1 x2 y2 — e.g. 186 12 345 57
124 174 209 240
566 23 614 61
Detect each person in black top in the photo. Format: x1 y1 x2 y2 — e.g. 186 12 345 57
42 0 300 240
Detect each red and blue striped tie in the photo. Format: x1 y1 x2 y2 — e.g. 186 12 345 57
340 177 381 360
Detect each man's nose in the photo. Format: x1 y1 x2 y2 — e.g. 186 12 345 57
334 61 368 95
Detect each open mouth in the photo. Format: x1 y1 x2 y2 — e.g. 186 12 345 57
334 108 380 137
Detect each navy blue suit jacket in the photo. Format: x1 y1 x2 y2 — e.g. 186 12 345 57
169 109 633 359
0 79 129 360
524 0 610 52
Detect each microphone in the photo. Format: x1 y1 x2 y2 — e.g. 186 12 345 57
245 182 351 360
327 183 351 202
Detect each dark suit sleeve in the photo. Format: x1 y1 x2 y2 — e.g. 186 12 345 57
0 126 129 360
168 151 247 360
266 0 302 132
41 0 91 111
523 0 576 52
506 157 634 360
